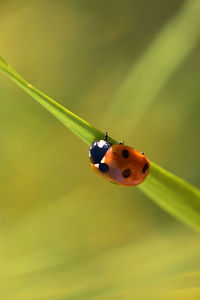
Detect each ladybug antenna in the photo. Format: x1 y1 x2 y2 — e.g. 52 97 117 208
105 132 108 141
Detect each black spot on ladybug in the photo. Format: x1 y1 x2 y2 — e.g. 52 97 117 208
99 163 109 173
142 163 148 173
122 149 129 158
122 169 131 178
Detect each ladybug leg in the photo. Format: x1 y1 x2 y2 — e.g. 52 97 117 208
118 141 124 145
110 181 118 185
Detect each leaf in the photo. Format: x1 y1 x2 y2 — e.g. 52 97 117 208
0 56 200 231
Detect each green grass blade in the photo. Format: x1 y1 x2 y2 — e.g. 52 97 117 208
139 163 200 230
0 57 200 230
0 57 116 146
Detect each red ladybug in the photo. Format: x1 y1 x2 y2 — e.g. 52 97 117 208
89 133 150 186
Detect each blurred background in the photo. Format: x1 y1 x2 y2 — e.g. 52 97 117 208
0 0 200 299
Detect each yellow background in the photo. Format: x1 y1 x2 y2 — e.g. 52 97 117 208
0 0 200 299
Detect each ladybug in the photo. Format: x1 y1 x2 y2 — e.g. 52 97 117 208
89 133 150 186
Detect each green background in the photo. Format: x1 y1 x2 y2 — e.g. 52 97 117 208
0 0 200 299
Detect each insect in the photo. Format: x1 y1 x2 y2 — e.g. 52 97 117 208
89 133 150 186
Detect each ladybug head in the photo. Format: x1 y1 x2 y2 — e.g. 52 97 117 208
89 140 111 164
